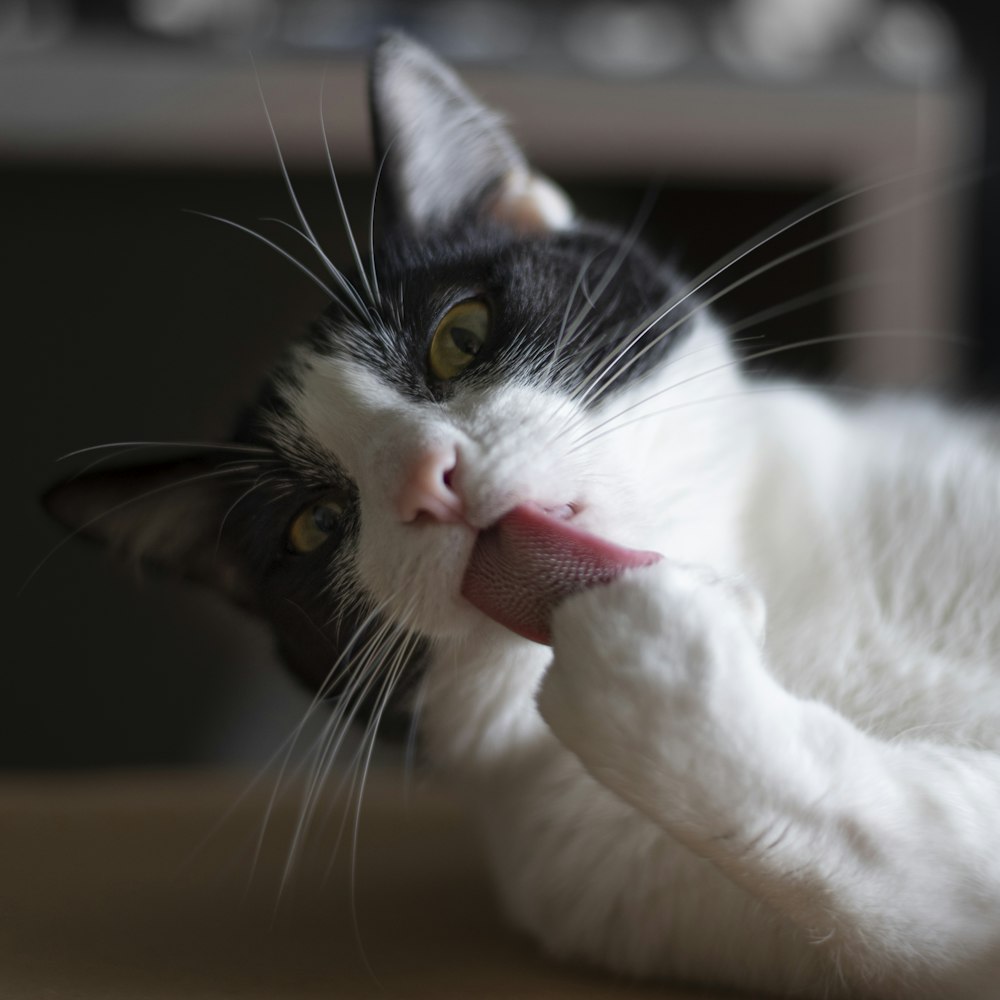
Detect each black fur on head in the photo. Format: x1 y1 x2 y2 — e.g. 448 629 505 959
304 219 691 405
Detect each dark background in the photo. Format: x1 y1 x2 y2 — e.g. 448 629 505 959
5 0 997 768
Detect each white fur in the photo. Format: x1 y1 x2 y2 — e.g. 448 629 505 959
283 314 1000 997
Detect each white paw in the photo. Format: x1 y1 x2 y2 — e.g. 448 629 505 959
537 561 776 829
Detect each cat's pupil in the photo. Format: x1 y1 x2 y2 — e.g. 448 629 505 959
451 326 481 356
313 504 337 533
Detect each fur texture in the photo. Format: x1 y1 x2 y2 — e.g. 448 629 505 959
45 34 1000 999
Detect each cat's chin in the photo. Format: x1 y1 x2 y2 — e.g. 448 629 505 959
354 517 482 637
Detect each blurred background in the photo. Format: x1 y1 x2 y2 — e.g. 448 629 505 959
5 0 997 768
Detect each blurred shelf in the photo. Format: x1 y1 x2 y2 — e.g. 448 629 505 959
0 39 980 387
0 40 975 175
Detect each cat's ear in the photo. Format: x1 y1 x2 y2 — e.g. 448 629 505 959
42 456 251 603
370 32 574 234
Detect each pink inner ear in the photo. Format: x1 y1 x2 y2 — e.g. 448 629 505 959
461 503 661 645
489 171 575 234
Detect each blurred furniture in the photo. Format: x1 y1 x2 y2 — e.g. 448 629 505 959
0 766 751 999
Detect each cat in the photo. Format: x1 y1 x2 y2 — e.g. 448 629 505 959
44 32 1000 1000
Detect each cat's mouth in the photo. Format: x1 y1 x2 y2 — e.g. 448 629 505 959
460 503 661 645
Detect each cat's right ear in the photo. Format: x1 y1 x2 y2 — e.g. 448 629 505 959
370 32 574 235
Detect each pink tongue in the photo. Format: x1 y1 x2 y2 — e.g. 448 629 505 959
461 504 661 645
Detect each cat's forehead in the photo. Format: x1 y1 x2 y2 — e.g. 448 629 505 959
319 222 672 353
374 221 661 292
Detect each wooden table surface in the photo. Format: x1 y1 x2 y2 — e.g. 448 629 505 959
0 767 752 999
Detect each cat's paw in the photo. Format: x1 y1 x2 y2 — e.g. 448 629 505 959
537 561 776 828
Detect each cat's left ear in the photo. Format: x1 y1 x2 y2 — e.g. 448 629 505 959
370 32 575 235
42 456 252 604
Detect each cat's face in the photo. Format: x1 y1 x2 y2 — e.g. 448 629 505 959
45 34 740 716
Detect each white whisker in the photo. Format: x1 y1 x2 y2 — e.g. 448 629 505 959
345 628 417 983
572 169 969 411
57 440 272 462
250 55 369 318
572 330 968 452
186 210 338 302
249 593 401 888
214 474 276 555
367 143 393 305
724 274 886 338
402 671 428 803
556 186 661 375
320 65 375 308
276 607 411 899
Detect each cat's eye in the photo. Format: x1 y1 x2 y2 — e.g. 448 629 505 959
287 497 343 554
428 300 490 381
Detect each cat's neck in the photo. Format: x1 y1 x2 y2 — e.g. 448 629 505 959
419 629 553 772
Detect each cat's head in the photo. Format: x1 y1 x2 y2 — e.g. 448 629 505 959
44 34 741 721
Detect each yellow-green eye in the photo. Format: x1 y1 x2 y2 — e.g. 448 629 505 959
288 497 343 554
428 300 490 381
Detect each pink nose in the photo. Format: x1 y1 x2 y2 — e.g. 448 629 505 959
395 446 464 524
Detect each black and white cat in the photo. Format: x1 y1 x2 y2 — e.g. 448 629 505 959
46 34 1000 999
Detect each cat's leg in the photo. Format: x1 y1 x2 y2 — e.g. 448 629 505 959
537 562 1000 997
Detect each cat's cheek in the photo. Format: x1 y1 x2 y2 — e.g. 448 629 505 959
353 516 483 637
